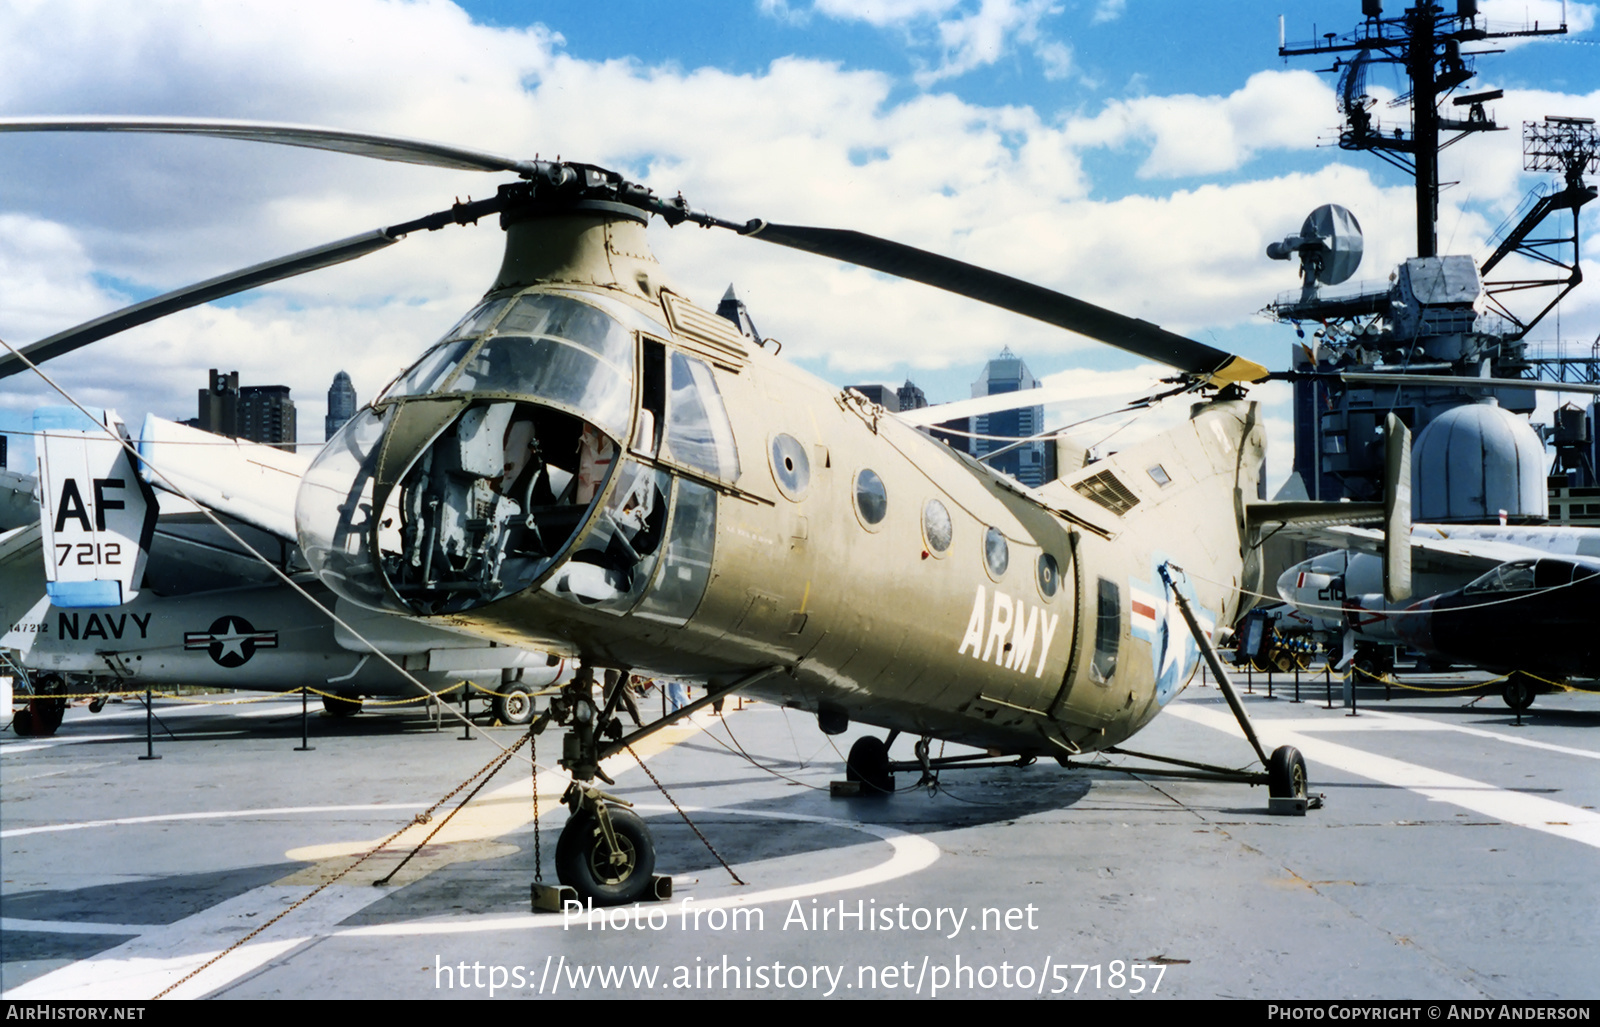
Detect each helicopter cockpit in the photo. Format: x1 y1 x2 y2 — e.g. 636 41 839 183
295 288 732 622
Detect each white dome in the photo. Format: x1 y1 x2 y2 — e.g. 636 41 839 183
1412 399 1547 523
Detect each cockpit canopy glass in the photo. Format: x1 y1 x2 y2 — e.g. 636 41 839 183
1460 559 1596 594
382 293 635 443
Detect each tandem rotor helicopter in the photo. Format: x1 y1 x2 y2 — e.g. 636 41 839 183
0 116 1414 906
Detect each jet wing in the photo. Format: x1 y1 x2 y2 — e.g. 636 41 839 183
1298 525 1551 577
136 415 310 541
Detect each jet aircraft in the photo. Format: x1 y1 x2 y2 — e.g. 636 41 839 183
1276 525 1600 708
3 410 567 736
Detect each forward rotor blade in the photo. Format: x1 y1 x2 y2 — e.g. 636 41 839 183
0 230 396 381
0 116 539 176
740 221 1268 386
0 186 508 382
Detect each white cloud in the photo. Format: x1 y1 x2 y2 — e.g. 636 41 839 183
1064 70 1337 178
0 0 1593 454
1478 0 1597 38
0 215 123 344
1090 0 1126 24
764 0 1071 85
810 0 964 27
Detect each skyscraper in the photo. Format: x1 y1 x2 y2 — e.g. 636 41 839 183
197 369 297 450
326 370 357 440
971 347 1050 487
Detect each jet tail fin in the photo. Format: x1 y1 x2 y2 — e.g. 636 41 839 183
1382 413 1412 604
35 407 157 608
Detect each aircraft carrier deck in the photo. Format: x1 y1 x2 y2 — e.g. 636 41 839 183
3 671 1598 1001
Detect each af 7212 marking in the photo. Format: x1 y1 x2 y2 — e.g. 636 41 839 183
52 476 128 532
55 541 123 567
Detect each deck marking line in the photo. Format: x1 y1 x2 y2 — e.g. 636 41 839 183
0 709 725 998
334 807 940 937
1165 701 1600 850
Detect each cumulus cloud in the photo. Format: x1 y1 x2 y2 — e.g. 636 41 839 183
1090 0 1126 24
1064 70 1337 178
0 0 1592 457
763 0 1072 86
1478 0 1597 38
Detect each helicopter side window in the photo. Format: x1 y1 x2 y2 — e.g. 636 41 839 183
1090 577 1119 683
662 352 740 482
635 478 718 627
634 338 666 458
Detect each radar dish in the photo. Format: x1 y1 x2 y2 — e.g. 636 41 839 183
1266 203 1364 287
1303 204 1364 285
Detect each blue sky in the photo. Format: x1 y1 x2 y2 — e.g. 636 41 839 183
1 0 1596 485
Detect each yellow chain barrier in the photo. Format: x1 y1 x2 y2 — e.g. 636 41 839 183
7 679 566 705
1350 664 1586 693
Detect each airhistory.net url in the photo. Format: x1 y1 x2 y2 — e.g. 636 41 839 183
433 954 1168 997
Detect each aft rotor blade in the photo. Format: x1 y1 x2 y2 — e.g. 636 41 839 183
1337 371 1600 396
0 231 396 381
740 221 1268 386
0 116 541 176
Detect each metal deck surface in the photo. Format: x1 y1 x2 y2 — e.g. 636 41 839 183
3 672 1597 1000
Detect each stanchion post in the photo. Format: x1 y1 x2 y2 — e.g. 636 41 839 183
139 685 161 761
295 686 314 751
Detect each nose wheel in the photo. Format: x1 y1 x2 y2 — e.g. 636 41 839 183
556 798 656 906
537 666 672 908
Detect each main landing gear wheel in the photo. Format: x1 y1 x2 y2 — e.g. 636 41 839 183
493 683 534 726
23 674 68 737
556 807 656 906
845 735 895 796
1501 674 1536 712
1267 745 1308 800
322 693 363 717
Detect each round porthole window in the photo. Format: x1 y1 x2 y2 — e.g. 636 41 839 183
1037 552 1060 598
984 527 1009 578
769 434 810 501
854 469 888 528
923 498 952 554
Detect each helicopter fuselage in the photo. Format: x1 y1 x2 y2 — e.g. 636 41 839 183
294 209 1264 757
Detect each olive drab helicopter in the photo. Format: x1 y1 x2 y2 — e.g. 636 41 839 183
1 116 1403 907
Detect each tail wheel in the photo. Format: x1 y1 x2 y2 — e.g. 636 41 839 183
322 693 363 717
845 735 895 796
1267 745 1308 799
555 807 655 906
493 683 534 726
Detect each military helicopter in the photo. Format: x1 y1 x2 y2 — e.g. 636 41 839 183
2 116 1402 906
